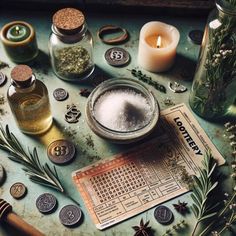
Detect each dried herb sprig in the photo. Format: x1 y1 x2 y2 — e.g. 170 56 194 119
0 125 79 205
128 69 166 93
191 150 219 236
162 220 187 236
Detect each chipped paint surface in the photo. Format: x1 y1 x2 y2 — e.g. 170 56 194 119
0 9 232 236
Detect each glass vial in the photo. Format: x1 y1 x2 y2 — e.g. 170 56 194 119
189 0 236 120
7 65 52 134
49 8 95 82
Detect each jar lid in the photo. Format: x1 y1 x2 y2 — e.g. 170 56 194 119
11 65 33 87
53 8 85 34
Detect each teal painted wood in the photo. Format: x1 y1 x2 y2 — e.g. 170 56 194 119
0 10 234 236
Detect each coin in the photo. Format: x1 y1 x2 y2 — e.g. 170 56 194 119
105 47 130 67
10 182 27 199
36 193 57 214
0 72 7 87
47 139 76 165
59 205 82 227
53 88 68 101
0 164 6 185
188 30 204 45
154 205 173 225
168 81 187 93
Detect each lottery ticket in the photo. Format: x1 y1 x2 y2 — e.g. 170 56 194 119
72 103 225 230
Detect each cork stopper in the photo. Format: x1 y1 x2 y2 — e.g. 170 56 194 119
53 8 85 34
11 65 33 87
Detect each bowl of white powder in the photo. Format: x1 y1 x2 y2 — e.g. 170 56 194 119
86 78 160 143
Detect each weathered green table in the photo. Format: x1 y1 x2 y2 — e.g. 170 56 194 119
0 9 234 236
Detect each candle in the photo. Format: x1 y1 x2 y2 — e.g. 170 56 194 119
138 21 180 72
0 21 38 63
6 25 30 42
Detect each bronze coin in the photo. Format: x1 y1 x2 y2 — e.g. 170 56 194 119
36 193 57 214
0 72 7 87
59 205 82 227
154 205 173 225
10 182 27 199
47 139 76 165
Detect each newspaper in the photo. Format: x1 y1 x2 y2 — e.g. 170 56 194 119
72 103 225 230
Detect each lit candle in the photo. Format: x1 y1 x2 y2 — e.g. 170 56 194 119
6 25 30 42
138 21 180 72
0 21 38 63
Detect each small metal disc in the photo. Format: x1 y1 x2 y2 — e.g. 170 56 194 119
53 88 68 101
168 81 187 93
105 47 130 67
0 164 6 185
36 193 57 214
0 72 7 87
188 30 204 45
154 205 173 225
47 139 76 165
10 182 27 199
59 205 82 227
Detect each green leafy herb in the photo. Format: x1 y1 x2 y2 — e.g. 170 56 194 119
0 125 79 205
191 150 219 236
162 220 187 236
128 69 166 93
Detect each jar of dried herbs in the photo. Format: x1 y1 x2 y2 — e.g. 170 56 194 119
49 8 95 81
189 0 236 120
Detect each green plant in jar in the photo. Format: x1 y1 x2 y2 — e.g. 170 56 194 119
189 0 236 120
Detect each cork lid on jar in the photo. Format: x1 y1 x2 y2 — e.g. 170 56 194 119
11 65 33 87
53 8 85 34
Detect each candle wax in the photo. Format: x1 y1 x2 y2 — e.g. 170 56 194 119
145 35 171 48
6 25 30 42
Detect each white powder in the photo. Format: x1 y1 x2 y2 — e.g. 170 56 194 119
94 89 152 132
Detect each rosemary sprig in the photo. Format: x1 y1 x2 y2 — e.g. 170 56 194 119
128 69 166 93
0 125 79 205
191 150 219 236
162 220 187 236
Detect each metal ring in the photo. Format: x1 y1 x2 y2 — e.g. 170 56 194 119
97 25 129 44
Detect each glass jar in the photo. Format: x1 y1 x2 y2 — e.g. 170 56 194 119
189 0 236 120
7 65 52 134
86 78 160 144
49 8 95 82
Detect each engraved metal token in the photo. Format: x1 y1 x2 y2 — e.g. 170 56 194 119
36 193 57 214
188 30 204 45
0 164 6 185
0 72 7 87
47 139 76 165
53 88 68 101
168 81 187 93
65 104 81 123
59 205 82 227
105 47 130 67
154 205 173 225
10 182 27 199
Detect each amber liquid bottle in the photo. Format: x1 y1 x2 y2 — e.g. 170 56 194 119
7 65 52 134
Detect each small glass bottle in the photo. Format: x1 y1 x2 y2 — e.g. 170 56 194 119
49 8 95 82
189 0 236 120
7 65 52 134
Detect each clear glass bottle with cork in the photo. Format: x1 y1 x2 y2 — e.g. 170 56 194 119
49 8 95 82
7 65 52 134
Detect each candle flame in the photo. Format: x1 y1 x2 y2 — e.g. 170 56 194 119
15 26 20 34
156 35 162 48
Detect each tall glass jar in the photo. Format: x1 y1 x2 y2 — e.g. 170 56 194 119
7 65 52 134
189 0 236 120
49 8 95 82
